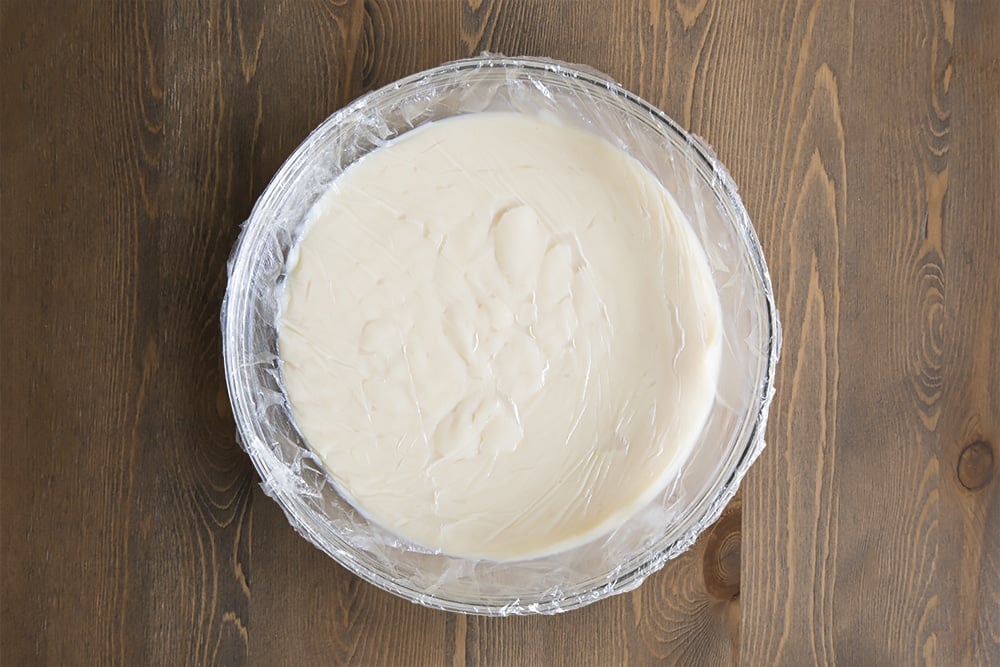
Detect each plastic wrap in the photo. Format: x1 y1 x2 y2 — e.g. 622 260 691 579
222 55 781 615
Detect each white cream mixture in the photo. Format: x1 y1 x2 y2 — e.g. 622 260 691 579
278 112 722 561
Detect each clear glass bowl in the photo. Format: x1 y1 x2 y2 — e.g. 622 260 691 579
222 56 780 615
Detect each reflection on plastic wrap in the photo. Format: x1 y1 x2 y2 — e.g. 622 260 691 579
222 55 781 615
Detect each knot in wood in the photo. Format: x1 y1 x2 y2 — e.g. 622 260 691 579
702 502 741 601
957 440 994 491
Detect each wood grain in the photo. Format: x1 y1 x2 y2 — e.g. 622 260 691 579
2 0 998 665
2 1 170 664
734 0 1000 664
942 3 1000 661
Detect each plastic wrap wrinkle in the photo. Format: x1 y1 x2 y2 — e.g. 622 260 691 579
222 55 781 616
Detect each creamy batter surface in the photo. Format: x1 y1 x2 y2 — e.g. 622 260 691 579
278 112 722 560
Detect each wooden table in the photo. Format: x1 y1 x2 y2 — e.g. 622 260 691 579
3 1 998 664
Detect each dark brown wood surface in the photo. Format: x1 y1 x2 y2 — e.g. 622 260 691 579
2 1 998 665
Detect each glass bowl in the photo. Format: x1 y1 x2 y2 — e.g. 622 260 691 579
222 56 780 615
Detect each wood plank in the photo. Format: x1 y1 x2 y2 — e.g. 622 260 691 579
151 0 269 663
732 0 850 661
943 3 1000 662
1 1 168 664
457 2 744 665
240 3 454 666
